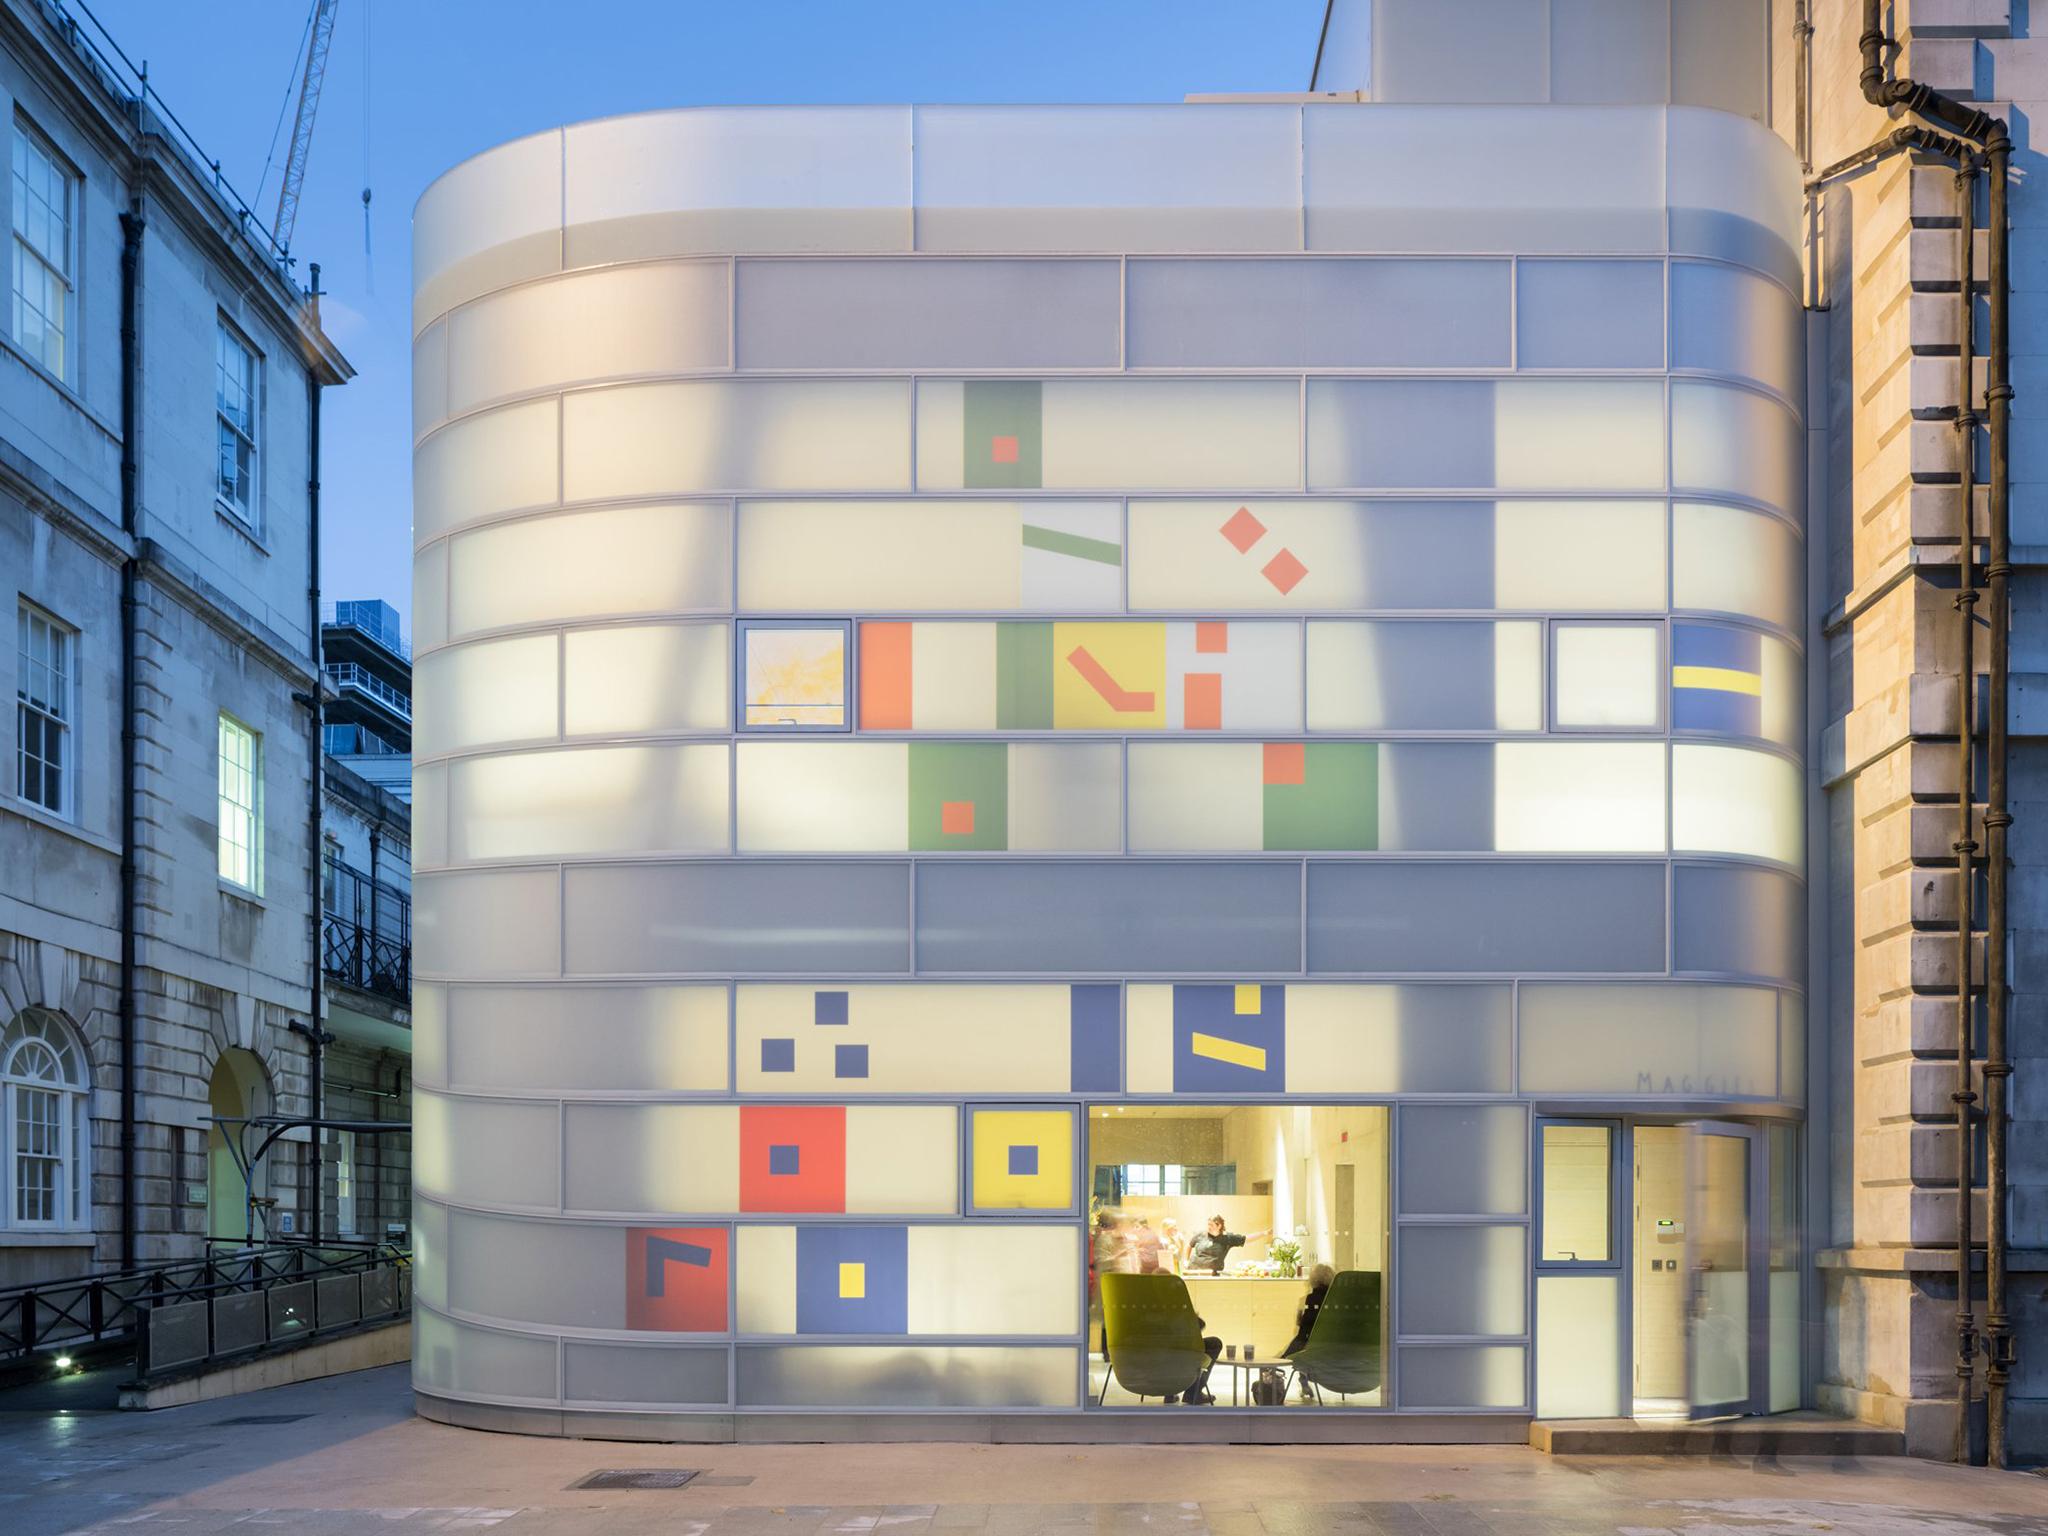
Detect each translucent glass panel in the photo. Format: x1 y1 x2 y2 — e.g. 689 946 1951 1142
1767 1121 1802 1412
1398 1226 1527 1336
736 1225 1078 1336
414 868 561 980
915 379 1299 491
1534 1275 1621 1417
1672 381 1802 516
412 126 562 331
1125 258 1510 368
1672 261 1801 400
1515 260 1663 369
441 984 728 1094
1496 742 1664 852
1553 625 1661 728
1674 863 1804 983
421 261 729 435
447 745 729 862
566 1343 727 1407
563 1104 956 1217
446 503 730 639
410 981 447 1088
563 863 910 975
412 634 557 759
563 380 911 500
1308 862 1665 973
1672 743 1802 864
737 742 1119 852
565 624 730 736
413 1090 559 1210
414 398 557 545
915 862 1302 974
1519 984 1785 1097
1308 622 1541 731
1539 1125 1611 1262
741 501 1122 613
1396 1344 1527 1409
1306 380 1664 490
415 1305 559 1403
736 1344 1079 1408
443 1208 646 1331
1673 502 1802 632
1495 501 1666 610
412 1195 447 1311
414 539 448 651
1399 1105 1527 1216
735 258 1120 370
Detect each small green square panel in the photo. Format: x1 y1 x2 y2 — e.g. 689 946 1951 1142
909 742 1008 850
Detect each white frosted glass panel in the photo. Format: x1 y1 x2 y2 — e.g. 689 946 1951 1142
1672 743 1802 865
412 1195 448 1311
411 981 447 1089
1494 381 1666 489
916 379 1299 491
741 500 1122 614
414 634 558 759
414 1305 560 1403
1400 1104 1527 1216
845 1106 961 1214
915 104 1298 252
1671 0 1769 120
413 319 449 440
737 258 1121 370
414 538 449 653
1672 261 1801 400
1399 1226 1527 1337
413 127 562 329
449 504 731 638
446 984 727 1094
1495 742 1664 853
563 624 729 737
1127 743 1261 853
1372 0 1546 102
1672 381 1802 515
1494 501 1666 611
1673 502 1801 631
1781 993 1806 1104
1667 110 1803 265
442 261 728 424
735 1224 796 1334
905 1226 1081 1335
566 1343 728 1406
1520 984 1781 1098
562 1103 739 1215
1011 743 1122 852
414 398 558 545
413 1090 560 1210
446 1208 631 1330
411 762 449 870
1516 260 1663 369
736 1344 1078 1408
450 745 728 861
564 863 910 974
738 742 907 853
1125 258 1511 369
1284 985 1513 1094
1397 1344 1527 1409
563 380 911 500
414 868 561 980
1307 621 1540 731
1128 500 1372 611
1535 1275 1621 1418
1673 863 1803 983
1553 625 1661 727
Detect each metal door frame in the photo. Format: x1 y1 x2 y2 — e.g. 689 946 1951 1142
1682 1119 1767 1421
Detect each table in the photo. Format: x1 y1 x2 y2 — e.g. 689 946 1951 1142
1208 1355 1294 1407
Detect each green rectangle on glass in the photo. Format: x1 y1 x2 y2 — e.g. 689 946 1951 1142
996 622 1055 729
1264 742 1379 851
964 380 1043 489
909 742 1009 851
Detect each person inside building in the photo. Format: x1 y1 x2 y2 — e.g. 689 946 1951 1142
1129 1216 1164 1274
1185 1215 1269 1275
1282 1262 1337 1398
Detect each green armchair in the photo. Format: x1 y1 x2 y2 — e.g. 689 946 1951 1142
1287 1270 1383 1403
1098 1272 1208 1405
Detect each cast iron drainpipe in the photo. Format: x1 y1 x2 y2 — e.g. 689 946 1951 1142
303 263 327 1245
1860 1 2016 1467
116 194 143 1273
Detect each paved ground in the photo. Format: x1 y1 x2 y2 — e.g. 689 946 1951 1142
0 1364 2045 1534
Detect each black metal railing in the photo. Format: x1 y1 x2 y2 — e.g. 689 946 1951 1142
322 859 410 1002
134 1244 410 1382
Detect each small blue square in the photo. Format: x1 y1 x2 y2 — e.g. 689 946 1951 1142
768 1144 800 1176
761 1038 795 1072
1008 1144 1038 1177
814 991 849 1026
835 1043 869 1079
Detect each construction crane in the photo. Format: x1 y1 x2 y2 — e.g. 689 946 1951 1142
272 0 340 252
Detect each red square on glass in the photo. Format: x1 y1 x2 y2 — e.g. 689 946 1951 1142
740 1105 846 1212
990 435 1020 464
940 800 976 836
1194 621 1229 654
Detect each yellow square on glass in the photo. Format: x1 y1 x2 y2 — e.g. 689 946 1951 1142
971 1108 1074 1210
838 1262 866 1300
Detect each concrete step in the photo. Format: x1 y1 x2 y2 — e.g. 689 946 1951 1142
1533 1411 1906 1456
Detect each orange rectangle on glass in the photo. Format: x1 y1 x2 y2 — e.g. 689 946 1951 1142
1194 621 1230 654
1184 673 1222 730
1262 742 1305 785
859 622 912 730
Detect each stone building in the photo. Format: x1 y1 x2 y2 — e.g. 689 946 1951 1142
0 0 350 1285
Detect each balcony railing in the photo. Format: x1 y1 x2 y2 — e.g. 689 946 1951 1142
322 859 410 1003
322 663 411 722
324 600 412 662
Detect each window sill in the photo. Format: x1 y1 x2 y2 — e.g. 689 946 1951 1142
219 878 266 906
0 334 116 441
3 797 120 858
215 501 271 553
0 1229 95 1247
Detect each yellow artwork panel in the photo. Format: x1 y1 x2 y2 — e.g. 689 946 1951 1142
971 1109 1075 1212
1050 622 1165 731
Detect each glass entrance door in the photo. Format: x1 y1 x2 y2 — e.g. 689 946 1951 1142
1684 1121 1764 1420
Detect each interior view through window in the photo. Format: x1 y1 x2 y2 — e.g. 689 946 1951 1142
1088 1105 1388 1408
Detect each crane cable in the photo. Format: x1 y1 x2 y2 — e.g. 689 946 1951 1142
361 0 374 288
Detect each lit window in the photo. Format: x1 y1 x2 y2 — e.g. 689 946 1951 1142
739 621 848 730
1538 1123 1613 1264
217 714 263 892
2 1010 90 1231
15 602 73 818
216 320 261 525
10 119 73 380
335 1128 357 1236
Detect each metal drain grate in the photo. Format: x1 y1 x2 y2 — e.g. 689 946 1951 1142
212 1414 313 1426
571 1468 703 1490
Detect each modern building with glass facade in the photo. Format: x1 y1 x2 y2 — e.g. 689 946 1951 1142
407 84 1809 1437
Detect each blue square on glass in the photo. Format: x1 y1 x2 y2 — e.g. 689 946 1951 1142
835 1043 869 1079
814 990 849 1026
760 1038 795 1073
768 1144 801 1176
1008 1144 1038 1177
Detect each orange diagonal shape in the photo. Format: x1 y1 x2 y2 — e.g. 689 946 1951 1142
1066 646 1156 713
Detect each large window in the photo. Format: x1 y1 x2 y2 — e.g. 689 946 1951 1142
15 602 73 818
2 1011 90 1231
11 118 73 380
217 713 263 892
215 319 260 526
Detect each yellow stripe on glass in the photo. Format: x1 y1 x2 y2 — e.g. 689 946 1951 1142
1190 1031 1268 1072
1671 664 1762 696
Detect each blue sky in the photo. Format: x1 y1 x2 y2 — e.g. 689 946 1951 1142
88 0 1330 633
